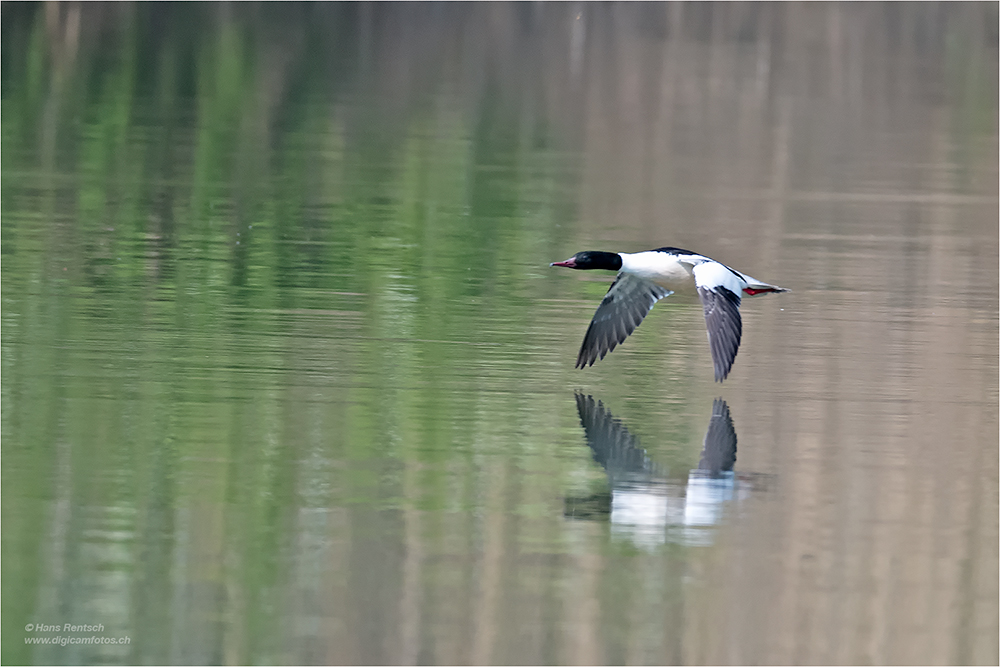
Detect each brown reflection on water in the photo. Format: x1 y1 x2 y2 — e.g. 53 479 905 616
567 5 997 663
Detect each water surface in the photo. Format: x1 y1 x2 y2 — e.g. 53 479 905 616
3 4 997 665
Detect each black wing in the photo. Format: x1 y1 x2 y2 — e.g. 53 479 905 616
698 398 737 476
577 273 673 368
696 285 742 382
574 393 660 479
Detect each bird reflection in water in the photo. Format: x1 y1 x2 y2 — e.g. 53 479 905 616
565 393 770 547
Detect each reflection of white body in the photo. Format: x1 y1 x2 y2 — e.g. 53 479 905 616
609 482 683 547
605 475 741 548
683 470 736 527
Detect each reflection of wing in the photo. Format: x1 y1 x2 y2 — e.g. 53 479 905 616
686 398 738 530
576 273 673 368
698 398 737 476
574 392 660 479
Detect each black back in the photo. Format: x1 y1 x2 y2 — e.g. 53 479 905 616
653 246 700 256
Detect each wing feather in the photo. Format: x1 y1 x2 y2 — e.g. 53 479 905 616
574 392 664 481
699 398 737 475
576 273 673 368
696 285 742 381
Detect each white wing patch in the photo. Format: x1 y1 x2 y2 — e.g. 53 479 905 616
691 260 746 294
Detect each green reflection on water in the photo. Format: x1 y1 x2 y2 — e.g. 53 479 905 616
1 5 634 664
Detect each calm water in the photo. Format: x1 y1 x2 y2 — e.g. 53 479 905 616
3 3 998 665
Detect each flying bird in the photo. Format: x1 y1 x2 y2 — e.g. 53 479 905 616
551 247 788 381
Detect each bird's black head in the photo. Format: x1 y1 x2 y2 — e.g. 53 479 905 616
550 251 623 271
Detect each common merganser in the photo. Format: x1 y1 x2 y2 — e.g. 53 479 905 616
551 247 788 381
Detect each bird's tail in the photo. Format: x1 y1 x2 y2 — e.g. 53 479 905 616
741 278 789 297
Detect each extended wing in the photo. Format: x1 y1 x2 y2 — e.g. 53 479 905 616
576 273 673 368
692 261 744 382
